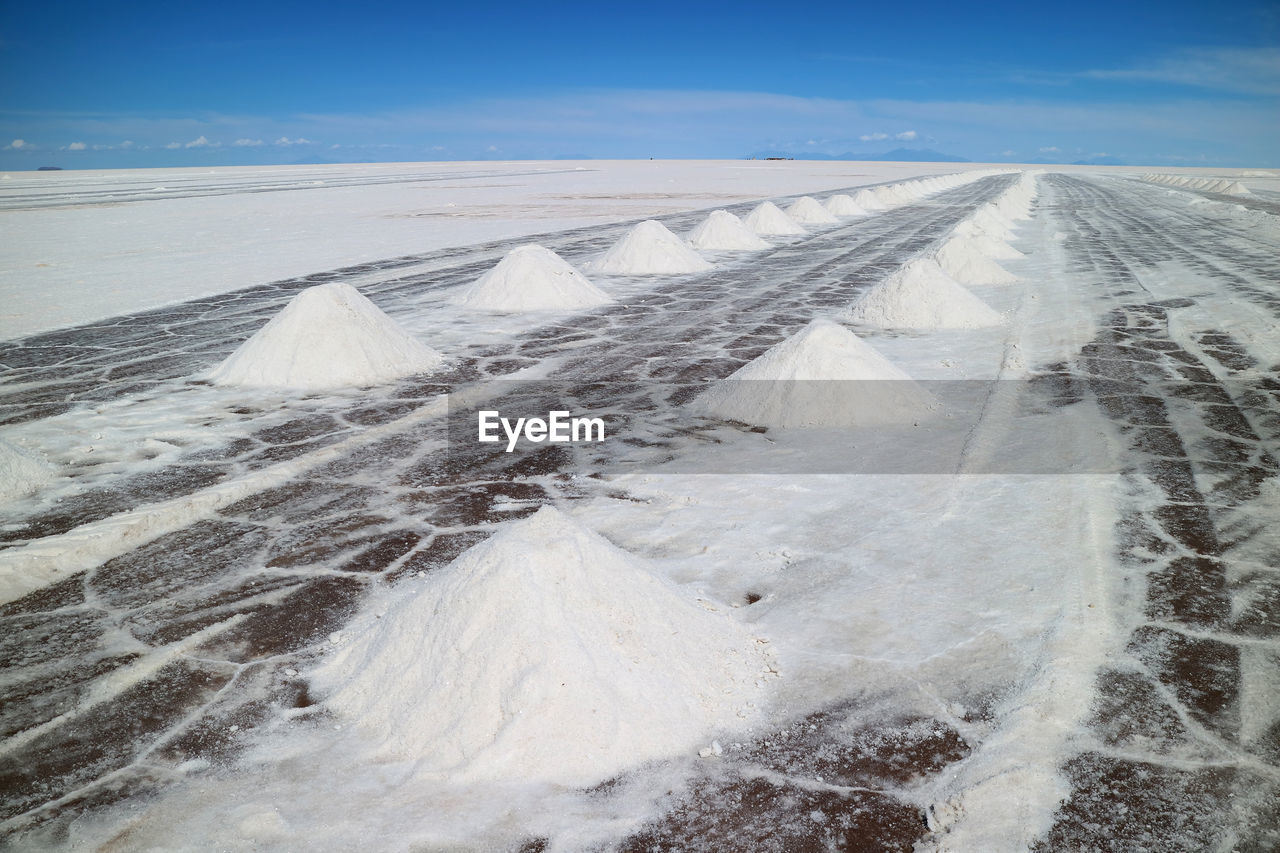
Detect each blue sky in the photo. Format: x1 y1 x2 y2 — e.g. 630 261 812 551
2 0 1277 169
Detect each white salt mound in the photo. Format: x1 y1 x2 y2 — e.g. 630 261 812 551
207 283 444 390
449 245 613 312
851 189 887 211
785 196 839 225
935 237 1019 285
743 201 806 236
845 258 1003 329
687 210 770 251
691 318 938 428
584 220 713 275
312 506 775 787
825 194 868 216
0 439 54 503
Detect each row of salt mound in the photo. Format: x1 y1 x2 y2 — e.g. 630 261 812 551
584 220 714 275
207 282 445 390
852 188 888 211
690 318 939 429
936 235 1019 286
311 505 775 787
785 196 840 225
688 209 771 250
825 194 868 216
1143 174 1251 196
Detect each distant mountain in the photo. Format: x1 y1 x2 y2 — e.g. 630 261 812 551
1072 156 1127 166
748 148 969 163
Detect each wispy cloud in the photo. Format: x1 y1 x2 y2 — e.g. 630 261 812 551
233 138 264 147
1084 47 1280 96
65 141 86 151
273 136 313 145
5 138 30 150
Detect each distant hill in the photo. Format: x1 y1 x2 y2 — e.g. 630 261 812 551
748 148 970 163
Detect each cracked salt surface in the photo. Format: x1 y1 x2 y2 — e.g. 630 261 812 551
1 165 1278 851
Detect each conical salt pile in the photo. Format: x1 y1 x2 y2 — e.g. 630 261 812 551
1223 181 1251 196
207 283 444 390
691 318 938 428
311 506 775 787
935 236 1019 285
785 196 840 225
825 194 868 216
852 189 888 211
449 245 613 312
584 220 713 275
845 258 1003 329
951 221 1024 259
687 210 771 251
743 201 806 235
0 439 54 503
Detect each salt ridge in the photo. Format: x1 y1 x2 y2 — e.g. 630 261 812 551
0 439 54 503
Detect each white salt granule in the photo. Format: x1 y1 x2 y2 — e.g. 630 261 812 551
0 439 54 503
311 506 776 787
207 282 443 390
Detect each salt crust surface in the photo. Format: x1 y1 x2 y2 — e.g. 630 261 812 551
311 505 776 787
0 439 54 503
692 318 938 428
784 196 839 224
743 201 806 235
845 258 1004 329
206 282 444 390
583 220 714 275
686 209 770 251
448 244 613 312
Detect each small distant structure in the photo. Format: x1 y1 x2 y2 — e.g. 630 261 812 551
36 166 63 171
764 157 793 161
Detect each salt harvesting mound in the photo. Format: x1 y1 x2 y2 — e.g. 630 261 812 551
0 439 54 503
687 210 771 251
935 236 1019 285
311 505 775 787
845 258 1003 329
825 194 868 216
691 318 938 429
449 244 613 312
785 196 839 225
583 220 714 275
852 189 888 211
207 282 444 390
743 201 806 236
951 221 1024 259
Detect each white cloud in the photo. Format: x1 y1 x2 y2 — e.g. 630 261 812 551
1001 149 1016 157
66 141 86 151
1085 47 1280 96
859 132 889 141
274 136 313 146
165 141 182 149
233 138 264 147
1039 146 1060 153
5 139 28 150
185 135 214 148
486 145 498 152
120 140 134 149
894 130 918 141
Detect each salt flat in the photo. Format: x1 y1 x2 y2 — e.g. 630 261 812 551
1 162 1278 852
